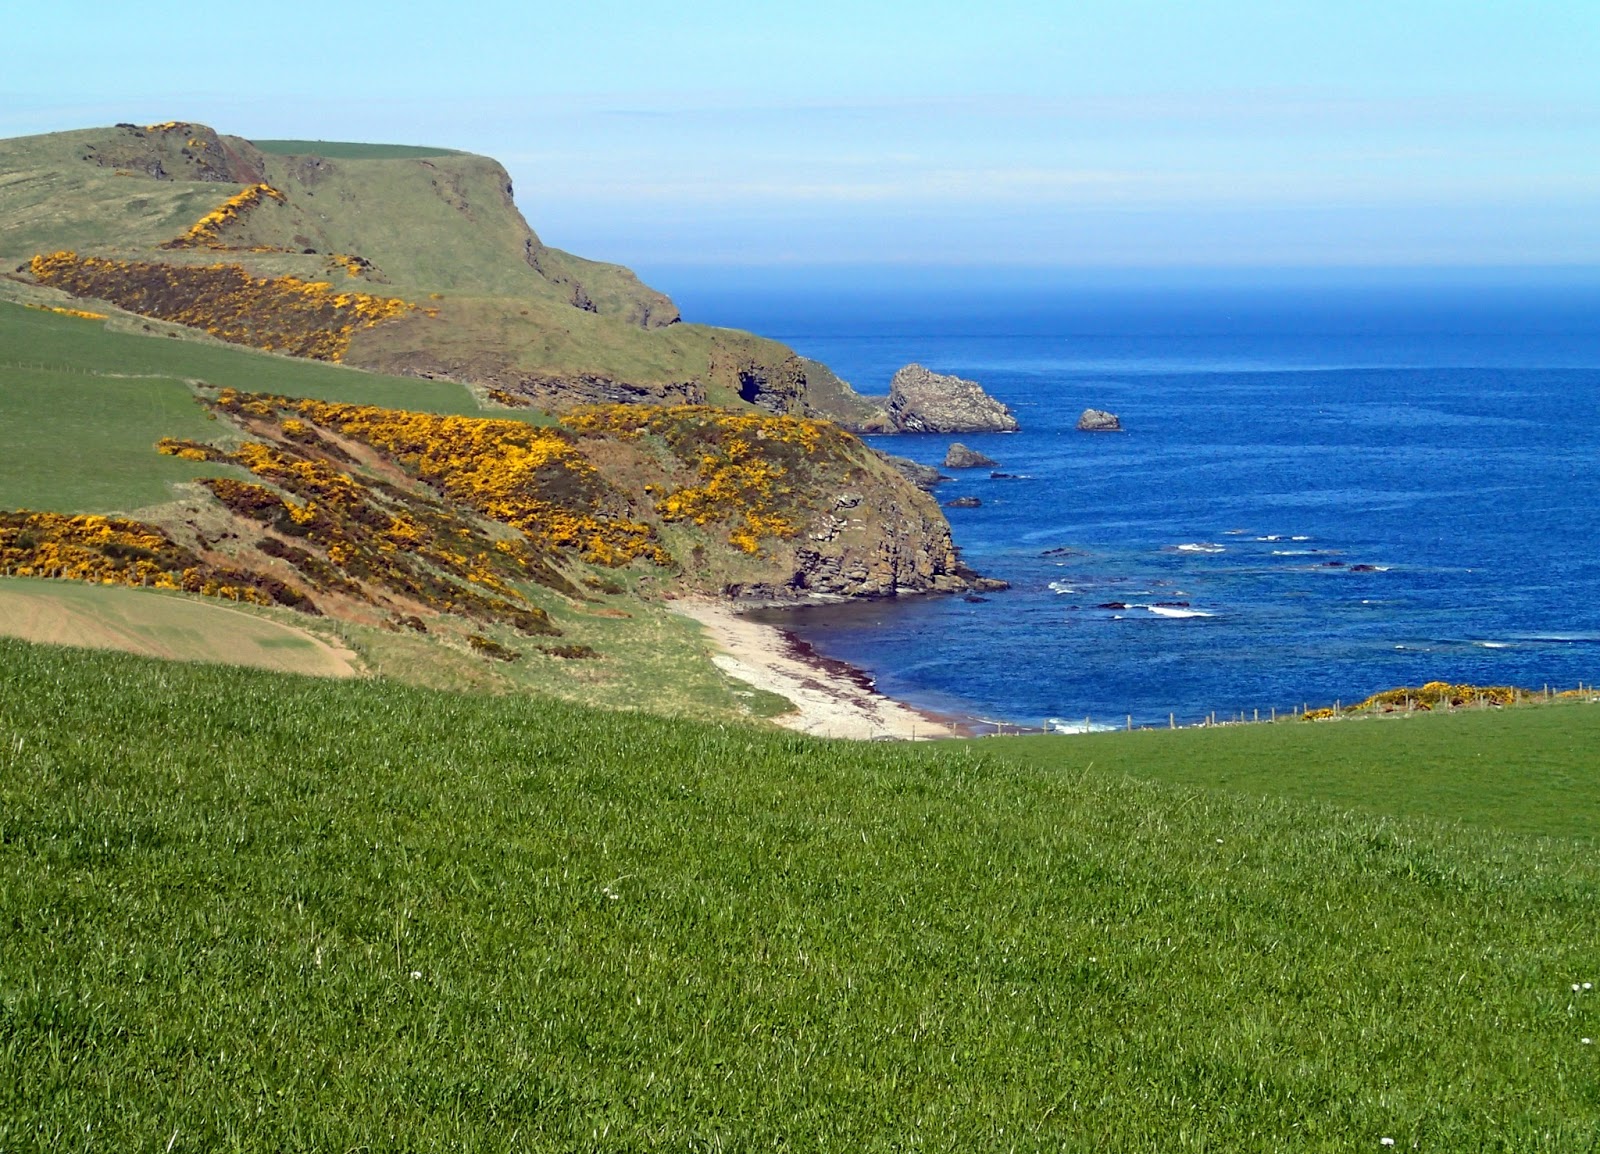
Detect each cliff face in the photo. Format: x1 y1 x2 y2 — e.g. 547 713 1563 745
556 405 998 600
719 455 991 600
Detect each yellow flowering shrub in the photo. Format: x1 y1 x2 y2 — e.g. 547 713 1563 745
288 399 669 567
156 437 225 462
326 254 374 278
563 404 845 555
161 183 288 250
1353 681 1524 712
28 252 413 362
188 398 573 632
23 304 107 321
0 511 304 609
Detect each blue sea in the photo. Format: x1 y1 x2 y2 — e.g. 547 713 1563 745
659 270 1600 728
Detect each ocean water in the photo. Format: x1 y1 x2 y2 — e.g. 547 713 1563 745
661 273 1600 728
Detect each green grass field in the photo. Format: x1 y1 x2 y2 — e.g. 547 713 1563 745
987 706 1600 841
0 301 489 415
2 639 1597 1150
0 300 507 513
0 360 240 512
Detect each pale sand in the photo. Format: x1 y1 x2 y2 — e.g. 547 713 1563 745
672 599 960 740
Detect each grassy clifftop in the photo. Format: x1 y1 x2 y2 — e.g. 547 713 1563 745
0 121 885 423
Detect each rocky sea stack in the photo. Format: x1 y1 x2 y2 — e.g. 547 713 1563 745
1077 408 1122 432
942 442 997 469
887 364 1018 434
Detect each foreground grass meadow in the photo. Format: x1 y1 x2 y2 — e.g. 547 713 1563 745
2 639 1598 1150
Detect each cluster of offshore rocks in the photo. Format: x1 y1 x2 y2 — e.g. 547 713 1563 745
867 362 1120 437
864 363 1120 508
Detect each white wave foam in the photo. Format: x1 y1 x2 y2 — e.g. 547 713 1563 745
1473 641 1511 649
1174 543 1226 554
1145 605 1215 619
1047 581 1077 594
1291 535 1311 541
1256 535 1283 541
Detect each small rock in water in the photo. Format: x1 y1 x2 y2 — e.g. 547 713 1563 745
1077 408 1122 432
888 364 1019 433
943 442 998 469
944 495 982 508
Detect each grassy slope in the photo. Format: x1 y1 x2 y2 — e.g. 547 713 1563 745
987 706 1600 841
0 125 881 417
0 364 237 513
0 128 224 256
0 301 794 722
0 299 489 414
0 579 355 677
1 639 1597 1150
0 299 491 512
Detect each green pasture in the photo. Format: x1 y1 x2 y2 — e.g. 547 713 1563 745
0 300 488 414
0 302 493 512
1 639 1597 1150
987 705 1600 842
0 360 236 513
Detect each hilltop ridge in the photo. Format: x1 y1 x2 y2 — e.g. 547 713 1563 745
0 120 888 426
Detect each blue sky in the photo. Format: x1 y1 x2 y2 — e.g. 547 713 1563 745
7 1 1598 269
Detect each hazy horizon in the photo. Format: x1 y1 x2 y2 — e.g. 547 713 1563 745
8 2 1597 270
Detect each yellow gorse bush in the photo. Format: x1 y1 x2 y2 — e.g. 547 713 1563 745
1354 681 1524 712
28 252 413 361
291 400 669 567
23 304 107 321
0 511 297 607
162 183 288 250
564 404 843 554
1304 681 1530 720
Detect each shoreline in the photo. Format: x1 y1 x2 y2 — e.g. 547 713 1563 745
672 598 970 740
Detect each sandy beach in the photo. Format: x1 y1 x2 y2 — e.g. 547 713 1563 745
672 599 962 740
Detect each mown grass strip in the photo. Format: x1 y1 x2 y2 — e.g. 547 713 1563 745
1 639 1596 1149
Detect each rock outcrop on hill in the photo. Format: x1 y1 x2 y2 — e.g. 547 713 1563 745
1077 408 1122 432
887 364 1018 433
943 442 997 468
